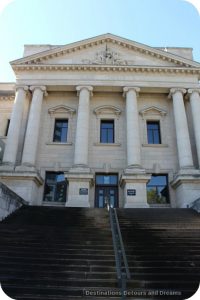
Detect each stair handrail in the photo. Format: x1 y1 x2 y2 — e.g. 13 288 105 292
106 197 130 299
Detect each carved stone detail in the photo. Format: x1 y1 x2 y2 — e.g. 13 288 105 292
82 47 128 65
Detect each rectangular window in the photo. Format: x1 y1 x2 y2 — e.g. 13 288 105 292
147 121 161 144
43 172 66 202
5 119 10 136
147 174 169 204
100 120 114 143
53 119 68 143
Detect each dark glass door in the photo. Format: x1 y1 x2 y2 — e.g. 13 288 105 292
44 172 66 203
95 186 118 208
95 174 118 208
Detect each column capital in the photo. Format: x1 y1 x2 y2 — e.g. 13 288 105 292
15 85 29 92
30 85 48 96
76 86 93 96
168 88 186 98
188 88 200 96
123 87 140 97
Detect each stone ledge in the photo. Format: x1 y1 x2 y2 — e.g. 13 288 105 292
46 142 73 146
94 142 121 147
142 143 168 148
0 171 44 186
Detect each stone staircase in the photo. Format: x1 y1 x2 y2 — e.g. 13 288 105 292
0 206 199 299
117 208 200 299
0 206 119 299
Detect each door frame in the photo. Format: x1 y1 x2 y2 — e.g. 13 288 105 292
95 173 119 208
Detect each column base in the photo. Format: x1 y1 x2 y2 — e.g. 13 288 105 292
0 171 43 205
65 170 94 207
171 169 200 208
120 172 151 208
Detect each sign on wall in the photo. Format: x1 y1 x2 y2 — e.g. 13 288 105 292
79 188 88 195
127 189 136 196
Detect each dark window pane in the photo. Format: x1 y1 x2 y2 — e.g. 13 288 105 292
147 174 169 204
100 120 114 143
96 175 118 185
5 119 10 136
44 172 66 202
147 121 161 144
53 119 68 142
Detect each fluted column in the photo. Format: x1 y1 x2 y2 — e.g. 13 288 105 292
2 86 28 166
188 89 200 167
169 88 193 169
21 86 46 167
74 86 93 166
123 87 141 168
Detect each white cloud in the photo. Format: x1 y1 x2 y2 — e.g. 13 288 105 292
0 0 14 14
184 0 200 14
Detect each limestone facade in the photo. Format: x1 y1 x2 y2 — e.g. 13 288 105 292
0 34 200 208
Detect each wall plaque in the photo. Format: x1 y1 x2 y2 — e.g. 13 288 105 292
79 188 88 195
127 189 136 196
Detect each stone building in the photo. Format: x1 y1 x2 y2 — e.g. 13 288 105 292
0 33 200 209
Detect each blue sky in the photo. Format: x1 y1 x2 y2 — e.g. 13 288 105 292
0 0 200 82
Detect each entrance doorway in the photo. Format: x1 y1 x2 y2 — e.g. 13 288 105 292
95 174 118 208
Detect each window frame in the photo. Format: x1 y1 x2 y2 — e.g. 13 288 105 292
100 119 115 143
147 120 161 144
147 174 170 204
53 118 68 143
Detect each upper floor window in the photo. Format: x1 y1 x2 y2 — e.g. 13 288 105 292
53 119 68 143
147 174 169 204
147 121 161 144
5 119 10 136
100 120 114 143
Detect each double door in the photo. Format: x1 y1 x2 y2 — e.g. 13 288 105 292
95 186 118 208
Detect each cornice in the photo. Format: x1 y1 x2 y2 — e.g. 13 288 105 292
10 34 200 68
12 64 200 76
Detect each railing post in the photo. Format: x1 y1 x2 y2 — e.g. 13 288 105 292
107 201 130 299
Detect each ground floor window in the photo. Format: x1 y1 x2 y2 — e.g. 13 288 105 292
147 174 169 204
43 172 66 202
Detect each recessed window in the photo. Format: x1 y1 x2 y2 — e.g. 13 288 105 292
43 172 66 202
53 119 68 143
100 120 114 143
147 174 169 204
147 121 161 144
5 119 10 136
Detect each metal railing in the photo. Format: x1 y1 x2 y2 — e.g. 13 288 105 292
106 197 131 299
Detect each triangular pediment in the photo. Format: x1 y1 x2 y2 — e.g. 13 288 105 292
11 34 200 69
139 106 167 117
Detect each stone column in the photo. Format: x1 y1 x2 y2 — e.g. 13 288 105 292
21 86 46 168
2 86 28 167
123 87 141 168
74 86 93 166
169 88 193 169
188 89 200 167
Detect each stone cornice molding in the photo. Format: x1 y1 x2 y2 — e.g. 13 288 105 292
0 95 15 101
48 104 76 115
168 88 187 98
30 85 48 96
76 85 93 97
94 105 121 116
12 64 200 77
10 34 200 68
123 86 140 97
